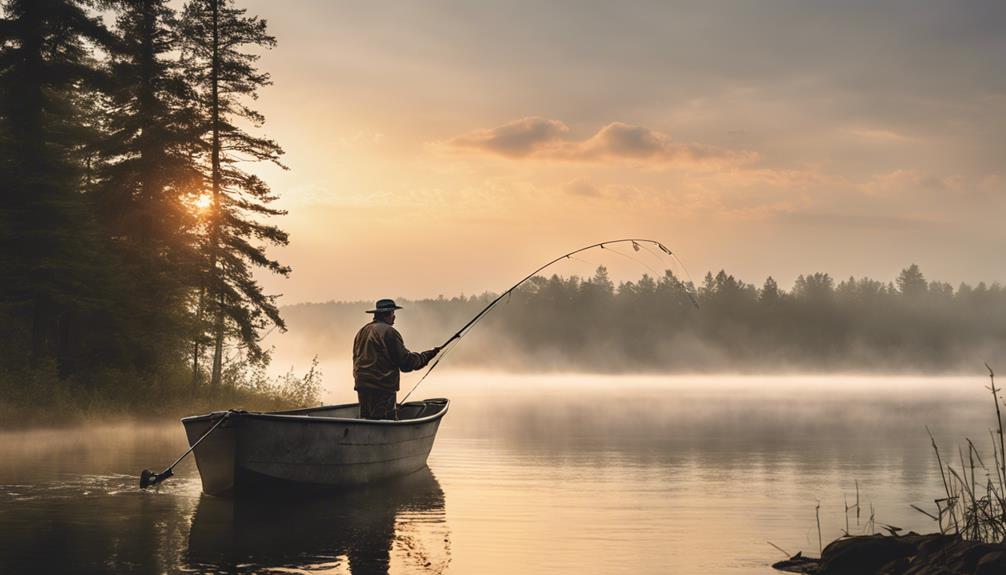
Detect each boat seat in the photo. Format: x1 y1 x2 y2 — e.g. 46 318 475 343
399 398 447 421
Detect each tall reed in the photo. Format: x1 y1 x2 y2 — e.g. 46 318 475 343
915 366 1006 543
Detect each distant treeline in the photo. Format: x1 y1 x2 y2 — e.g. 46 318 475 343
0 1 306 408
284 265 1006 373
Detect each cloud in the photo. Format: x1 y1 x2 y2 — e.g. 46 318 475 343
446 117 570 158
442 117 755 168
579 123 667 158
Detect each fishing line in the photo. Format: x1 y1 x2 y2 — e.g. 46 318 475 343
601 245 662 277
400 238 698 404
566 253 599 268
636 242 662 259
635 242 673 271
672 253 695 285
661 253 700 309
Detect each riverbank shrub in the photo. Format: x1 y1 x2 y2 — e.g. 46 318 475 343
0 356 321 428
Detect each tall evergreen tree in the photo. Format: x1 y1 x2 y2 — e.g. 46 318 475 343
0 0 115 371
179 0 289 386
94 0 203 371
896 263 928 298
760 276 781 304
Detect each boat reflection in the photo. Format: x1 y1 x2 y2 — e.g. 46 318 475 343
185 467 449 575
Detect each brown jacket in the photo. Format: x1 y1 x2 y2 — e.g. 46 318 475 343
353 320 437 392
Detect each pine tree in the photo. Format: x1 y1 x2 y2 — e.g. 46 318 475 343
179 0 289 386
760 276 781 304
91 0 205 372
896 264 927 298
793 273 835 302
0 0 115 371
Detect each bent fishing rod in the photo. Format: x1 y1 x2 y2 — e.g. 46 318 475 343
401 238 698 403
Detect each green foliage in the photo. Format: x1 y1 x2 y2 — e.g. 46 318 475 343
0 0 291 418
221 355 322 407
0 356 322 427
0 0 118 373
179 0 289 385
90 0 205 373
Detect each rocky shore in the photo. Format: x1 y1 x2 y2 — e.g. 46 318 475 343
772 533 1006 575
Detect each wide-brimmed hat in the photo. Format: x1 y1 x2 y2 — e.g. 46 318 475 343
365 298 404 314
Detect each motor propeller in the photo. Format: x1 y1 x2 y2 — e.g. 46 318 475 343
139 468 173 489
138 411 233 490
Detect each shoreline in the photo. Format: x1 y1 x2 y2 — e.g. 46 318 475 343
0 386 310 429
773 532 1006 575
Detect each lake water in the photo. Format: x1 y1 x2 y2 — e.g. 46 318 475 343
0 374 999 574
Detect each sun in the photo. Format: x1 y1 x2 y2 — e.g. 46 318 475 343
192 194 213 212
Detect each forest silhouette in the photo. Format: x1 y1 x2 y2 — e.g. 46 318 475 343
285 264 1006 373
0 0 311 418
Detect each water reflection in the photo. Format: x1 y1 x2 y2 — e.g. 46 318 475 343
185 467 449 575
0 375 994 574
0 474 198 575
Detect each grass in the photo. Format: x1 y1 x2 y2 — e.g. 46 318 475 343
0 356 323 428
914 364 1006 543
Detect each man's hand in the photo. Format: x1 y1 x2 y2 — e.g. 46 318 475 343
430 346 442 356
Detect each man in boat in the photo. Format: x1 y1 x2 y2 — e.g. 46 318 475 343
353 298 441 420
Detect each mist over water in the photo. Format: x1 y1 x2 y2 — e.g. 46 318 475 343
0 373 996 574
4 1 1001 573
270 286 1006 378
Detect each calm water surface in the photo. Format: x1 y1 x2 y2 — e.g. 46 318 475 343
0 374 996 574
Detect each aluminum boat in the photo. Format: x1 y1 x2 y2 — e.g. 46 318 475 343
181 398 449 496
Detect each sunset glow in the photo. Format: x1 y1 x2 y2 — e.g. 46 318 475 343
220 0 1003 304
192 194 212 212
4 3 1006 574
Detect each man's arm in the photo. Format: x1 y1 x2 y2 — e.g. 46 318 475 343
386 329 439 373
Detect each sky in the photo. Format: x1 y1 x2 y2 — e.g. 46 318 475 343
236 0 1005 304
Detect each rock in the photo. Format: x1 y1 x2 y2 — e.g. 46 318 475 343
903 534 963 575
975 551 1006 575
939 543 1002 574
917 534 961 555
878 555 910 574
772 533 1006 575
817 535 920 575
772 551 820 574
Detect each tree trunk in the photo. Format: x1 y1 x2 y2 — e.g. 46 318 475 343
208 0 224 386
191 283 205 388
211 293 224 386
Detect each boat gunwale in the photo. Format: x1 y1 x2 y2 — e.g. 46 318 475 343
180 398 450 427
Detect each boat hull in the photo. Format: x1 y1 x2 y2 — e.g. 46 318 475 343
182 398 449 496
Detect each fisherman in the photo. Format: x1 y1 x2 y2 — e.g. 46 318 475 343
353 299 441 420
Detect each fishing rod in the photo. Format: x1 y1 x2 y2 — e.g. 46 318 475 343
400 238 698 403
